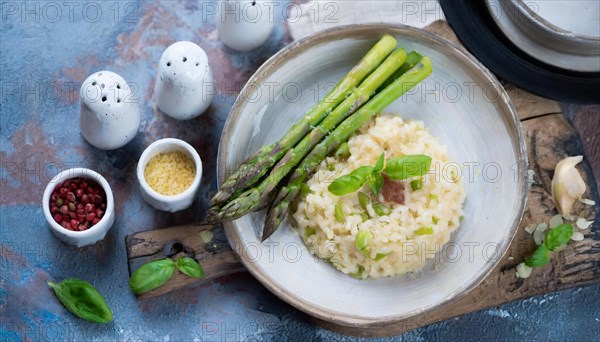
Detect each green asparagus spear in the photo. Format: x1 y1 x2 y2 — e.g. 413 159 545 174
262 57 432 241
204 48 409 224
210 35 398 207
376 51 423 92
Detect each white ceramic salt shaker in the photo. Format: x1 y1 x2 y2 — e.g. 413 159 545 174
217 0 275 51
80 71 140 150
155 41 214 120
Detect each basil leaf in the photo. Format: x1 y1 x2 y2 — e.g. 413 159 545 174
524 245 550 267
176 257 205 279
373 153 385 173
368 153 385 194
369 172 384 195
384 155 432 180
544 223 573 251
48 278 112 323
129 258 175 294
328 166 374 196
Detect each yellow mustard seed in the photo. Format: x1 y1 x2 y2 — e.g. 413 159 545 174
144 151 195 196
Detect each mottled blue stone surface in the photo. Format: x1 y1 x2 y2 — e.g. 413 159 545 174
1 1 598 341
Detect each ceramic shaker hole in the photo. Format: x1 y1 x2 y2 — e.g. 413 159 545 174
154 41 214 120
79 70 140 150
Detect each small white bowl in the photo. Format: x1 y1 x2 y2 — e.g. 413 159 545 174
137 138 202 212
42 168 115 247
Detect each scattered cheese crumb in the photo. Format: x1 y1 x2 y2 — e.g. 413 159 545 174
576 218 594 230
516 263 532 278
578 198 595 206
549 214 564 228
571 232 585 241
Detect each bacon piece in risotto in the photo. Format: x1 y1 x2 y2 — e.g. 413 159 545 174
382 175 405 205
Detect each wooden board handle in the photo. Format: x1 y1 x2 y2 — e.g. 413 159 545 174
126 224 243 299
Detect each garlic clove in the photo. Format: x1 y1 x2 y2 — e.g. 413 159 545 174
551 156 586 216
524 224 536 234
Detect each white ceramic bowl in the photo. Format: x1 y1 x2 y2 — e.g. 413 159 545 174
42 168 115 247
218 24 528 328
137 138 203 212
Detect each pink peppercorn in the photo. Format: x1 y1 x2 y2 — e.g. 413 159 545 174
49 177 106 231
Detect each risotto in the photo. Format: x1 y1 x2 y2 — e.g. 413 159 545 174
292 114 466 279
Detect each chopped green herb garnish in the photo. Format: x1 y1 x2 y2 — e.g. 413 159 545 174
374 251 391 261
414 226 434 236
358 192 371 210
372 202 391 216
334 203 345 223
355 230 373 251
410 178 423 191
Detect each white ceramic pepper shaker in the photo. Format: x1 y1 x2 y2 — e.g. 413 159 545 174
217 0 275 51
80 71 140 150
155 41 214 120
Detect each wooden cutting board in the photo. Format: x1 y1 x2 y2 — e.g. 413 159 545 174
126 22 599 337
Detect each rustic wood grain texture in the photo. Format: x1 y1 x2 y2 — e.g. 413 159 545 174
567 105 600 190
125 20 599 336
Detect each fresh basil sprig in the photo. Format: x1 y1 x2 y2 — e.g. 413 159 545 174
524 223 573 268
368 153 385 195
176 257 205 279
544 223 573 251
328 153 432 196
524 244 549 267
130 257 206 295
129 258 176 295
328 165 374 196
384 155 432 180
48 278 113 323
